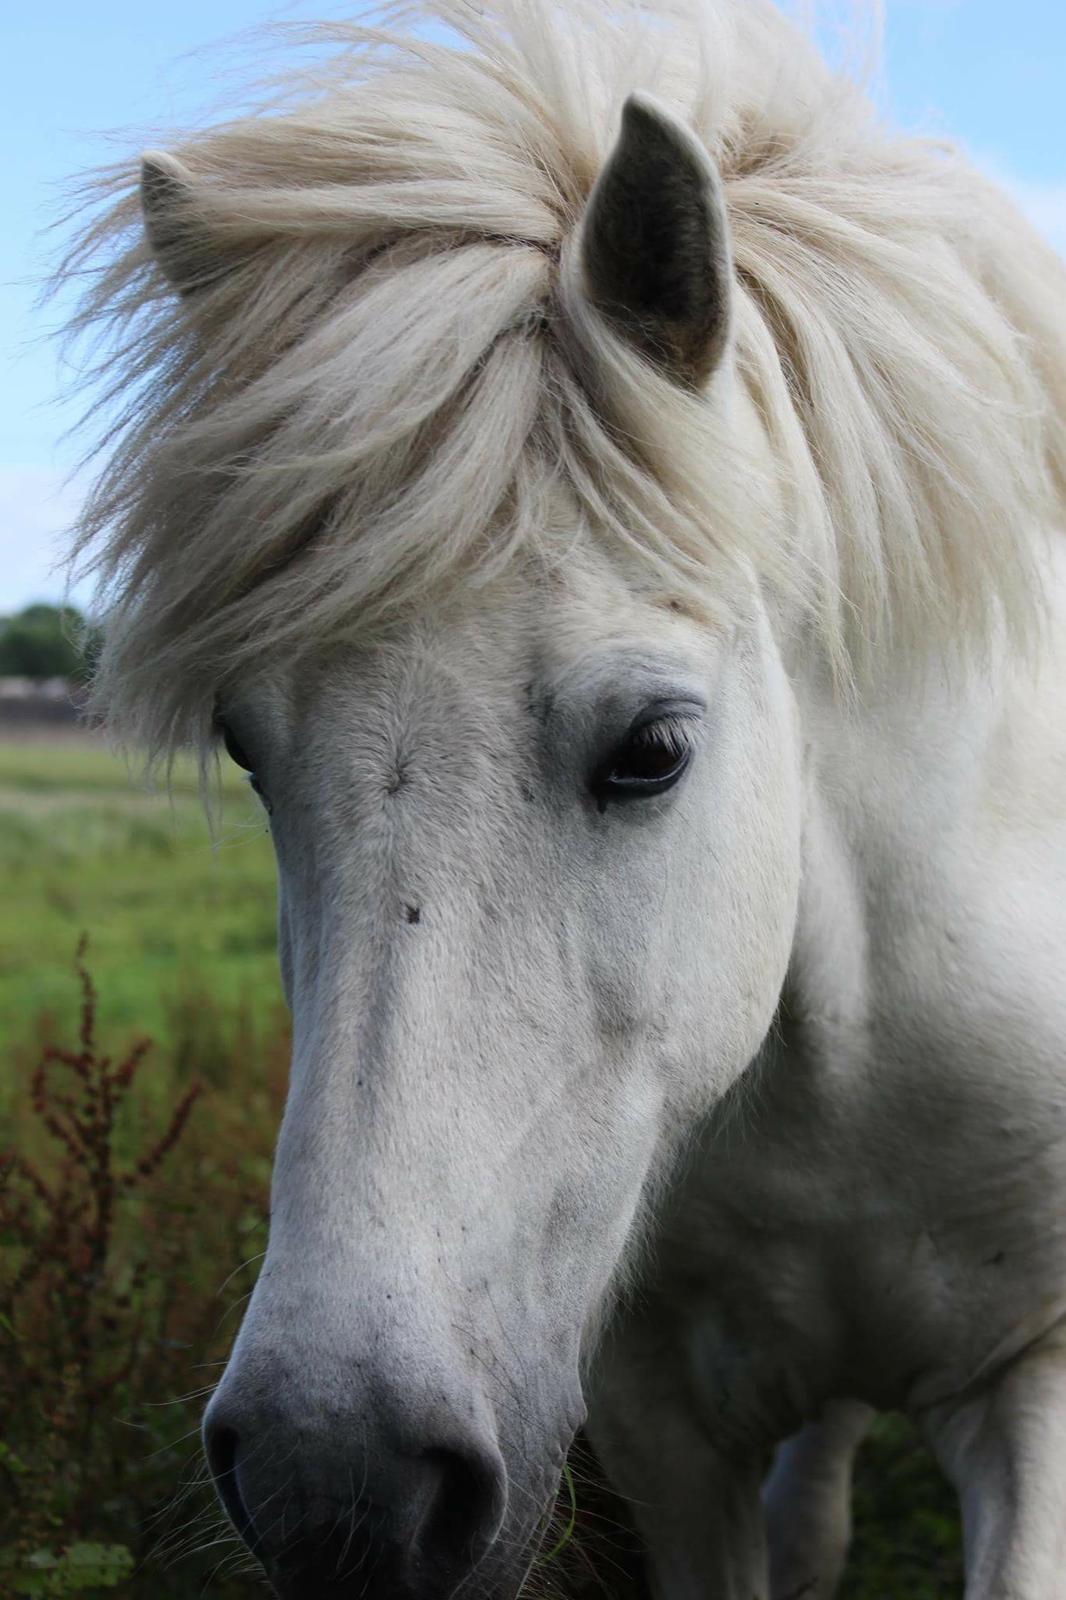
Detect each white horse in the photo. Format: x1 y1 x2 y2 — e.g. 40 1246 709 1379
64 1 1066 1596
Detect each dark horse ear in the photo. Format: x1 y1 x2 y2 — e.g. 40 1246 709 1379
141 151 217 296
581 93 733 389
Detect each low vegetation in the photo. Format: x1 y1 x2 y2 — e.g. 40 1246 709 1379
0 736 963 1595
0 945 286 1597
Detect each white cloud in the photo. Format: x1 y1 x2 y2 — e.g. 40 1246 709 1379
0 464 94 614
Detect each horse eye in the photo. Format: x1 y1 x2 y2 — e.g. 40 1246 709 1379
593 718 694 807
221 722 254 773
217 720 272 811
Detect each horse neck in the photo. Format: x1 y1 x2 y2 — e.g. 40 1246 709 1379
785 645 1008 1049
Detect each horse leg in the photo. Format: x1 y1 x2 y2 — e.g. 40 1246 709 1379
761 1400 874 1600
924 1326 1066 1600
587 1339 770 1600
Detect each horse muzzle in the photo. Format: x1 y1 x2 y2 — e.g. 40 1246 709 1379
205 1392 509 1597
201 1330 581 1600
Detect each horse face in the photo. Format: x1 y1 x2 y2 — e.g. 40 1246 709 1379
203 564 802 1598
195 75 802 1600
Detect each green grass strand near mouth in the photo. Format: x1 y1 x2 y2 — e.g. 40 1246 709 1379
542 1462 578 1565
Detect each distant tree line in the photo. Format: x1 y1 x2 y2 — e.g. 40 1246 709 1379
0 604 102 682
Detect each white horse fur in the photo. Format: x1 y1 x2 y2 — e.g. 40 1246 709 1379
62 1 1066 1596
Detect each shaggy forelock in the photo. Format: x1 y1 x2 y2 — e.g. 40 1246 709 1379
58 0 1066 756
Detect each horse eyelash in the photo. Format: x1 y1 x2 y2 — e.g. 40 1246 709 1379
627 714 697 757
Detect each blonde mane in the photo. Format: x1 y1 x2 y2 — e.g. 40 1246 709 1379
60 0 1066 753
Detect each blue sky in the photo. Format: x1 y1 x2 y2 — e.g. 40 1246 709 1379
3 0 1065 611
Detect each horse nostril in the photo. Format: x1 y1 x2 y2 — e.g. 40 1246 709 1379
413 1444 506 1576
205 1422 261 1557
202 1397 507 1594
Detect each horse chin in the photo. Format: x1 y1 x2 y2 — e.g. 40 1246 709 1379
260 1487 556 1600
263 1543 541 1600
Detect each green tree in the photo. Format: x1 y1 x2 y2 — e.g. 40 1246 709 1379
0 605 100 682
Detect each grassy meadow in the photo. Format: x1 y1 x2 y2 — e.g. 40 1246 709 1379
1 731 289 1597
0 730 963 1597
0 737 278 1062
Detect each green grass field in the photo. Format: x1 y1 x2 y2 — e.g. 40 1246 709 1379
0 736 280 1067
0 731 963 1597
